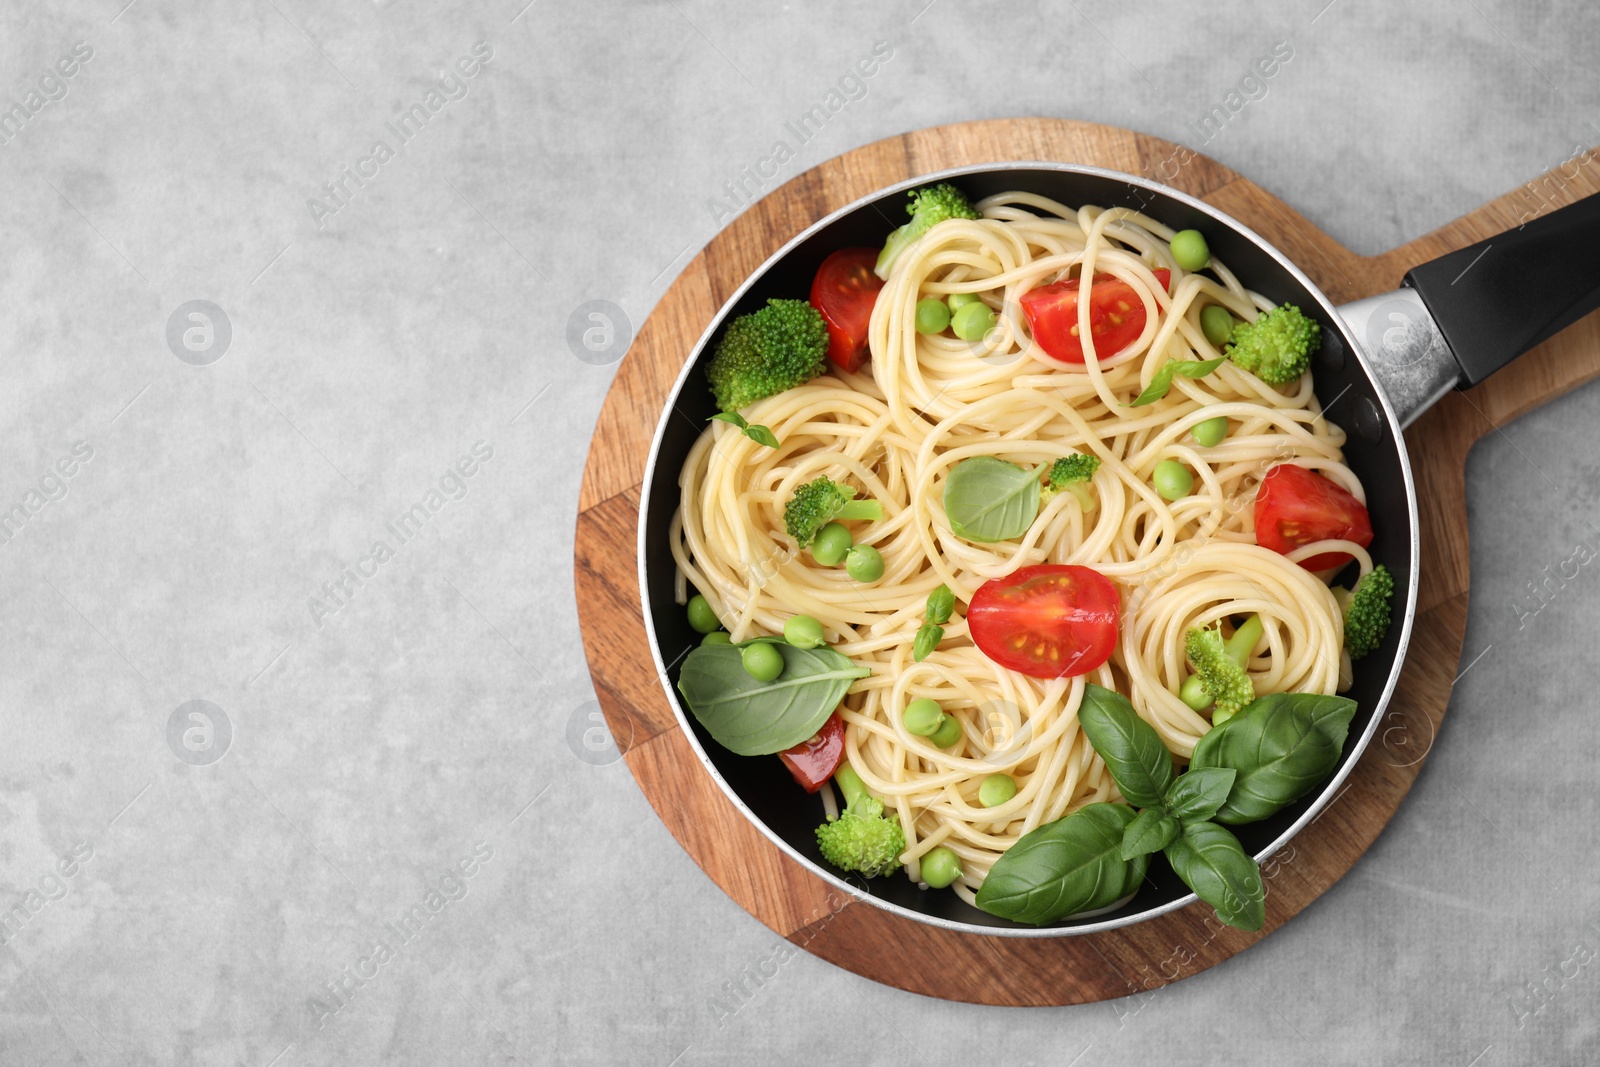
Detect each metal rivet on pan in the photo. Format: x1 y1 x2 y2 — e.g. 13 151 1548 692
1353 395 1384 442
1317 329 1345 372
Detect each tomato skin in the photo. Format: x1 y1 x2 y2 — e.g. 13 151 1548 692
778 711 846 793
1020 269 1171 365
967 565 1120 679
1253 464 1374 571
810 248 884 374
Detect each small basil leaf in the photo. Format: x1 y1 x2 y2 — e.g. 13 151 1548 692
1190 692 1358 824
1129 356 1227 407
975 803 1147 925
925 584 956 626
710 411 749 429
743 423 780 449
1120 808 1179 861
942 456 1041 543
1164 820 1265 931
912 622 943 662
1163 767 1237 824
677 642 870 756
1077 684 1175 809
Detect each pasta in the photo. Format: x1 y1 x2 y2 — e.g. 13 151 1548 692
670 192 1365 905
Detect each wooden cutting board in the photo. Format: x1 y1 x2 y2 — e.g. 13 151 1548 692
575 118 1600 1006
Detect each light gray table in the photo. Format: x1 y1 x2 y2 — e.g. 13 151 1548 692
2 1 1598 1064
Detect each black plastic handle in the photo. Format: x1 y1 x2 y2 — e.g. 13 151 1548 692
1405 191 1600 387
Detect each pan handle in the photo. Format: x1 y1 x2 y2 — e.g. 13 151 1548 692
1404 191 1600 387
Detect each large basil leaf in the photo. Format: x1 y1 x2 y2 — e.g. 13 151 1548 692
1120 808 1179 861
1129 355 1227 407
1189 693 1358 825
975 803 1147 925
1163 767 1236 824
1164 820 1265 931
677 643 870 756
1077 684 1175 809
942 456 1041 543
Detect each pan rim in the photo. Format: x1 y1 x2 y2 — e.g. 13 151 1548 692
633 159 1420 938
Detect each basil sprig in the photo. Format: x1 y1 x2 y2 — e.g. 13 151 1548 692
1129 355 1227 407
1190 692 1357 824
974 683 1358 931
913 584 957 662
974 803 1147 924
676 641 869 755
709 411 779 449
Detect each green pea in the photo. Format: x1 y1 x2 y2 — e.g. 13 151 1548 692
920 846 963 889
915 298 951 334
1201 305 1236 348
783 614 825 649
811 522 853 566
1170 229 1211 272
946 292 984 311
950 300 996 342
740 641 783 682
1179 673 1211 710
1191 415 1229 447
978 774 1017 808
1153 459 1193 501
686 594 719 634
929 714 963 749
845 544 885 583
701 631 732 646
903 697 946 737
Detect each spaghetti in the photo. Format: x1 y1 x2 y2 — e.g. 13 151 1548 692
670 193 1362 904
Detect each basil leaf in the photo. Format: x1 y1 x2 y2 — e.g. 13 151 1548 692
1163 767 1237 824
709 411 779 448
677 642 870 756
975 803 1147 925
942 456 1041 543
1077 684 1175 809
925 584 955 626
912 622 943 663
1164 820 1265 931
1120 808 1179 861
1129 356 1227 407
743 423 779 449
1189 692 1358 825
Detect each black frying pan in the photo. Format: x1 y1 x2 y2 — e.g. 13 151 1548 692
637 163 1600 935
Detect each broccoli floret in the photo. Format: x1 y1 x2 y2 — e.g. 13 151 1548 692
1039 453 1102 512
816 764 905 878
1335 564 1395 660
874 182 982 280
1183 617 1260 726
705 298 829 412
1226 304 1320 386
784 476 883 548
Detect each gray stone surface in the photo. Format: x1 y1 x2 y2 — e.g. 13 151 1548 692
1 0 1598 1064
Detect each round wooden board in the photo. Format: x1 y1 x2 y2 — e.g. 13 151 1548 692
575 119 1600 1005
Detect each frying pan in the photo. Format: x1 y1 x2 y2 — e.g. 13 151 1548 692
637 162 1600 936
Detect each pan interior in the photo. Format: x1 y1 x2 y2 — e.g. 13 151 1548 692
638 165 1415 934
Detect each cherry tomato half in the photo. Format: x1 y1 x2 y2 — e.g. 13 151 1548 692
967 565 1120 679
1253 463 1374 571
1020 268 1172 365
778 711 846 793
810 248 885 374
